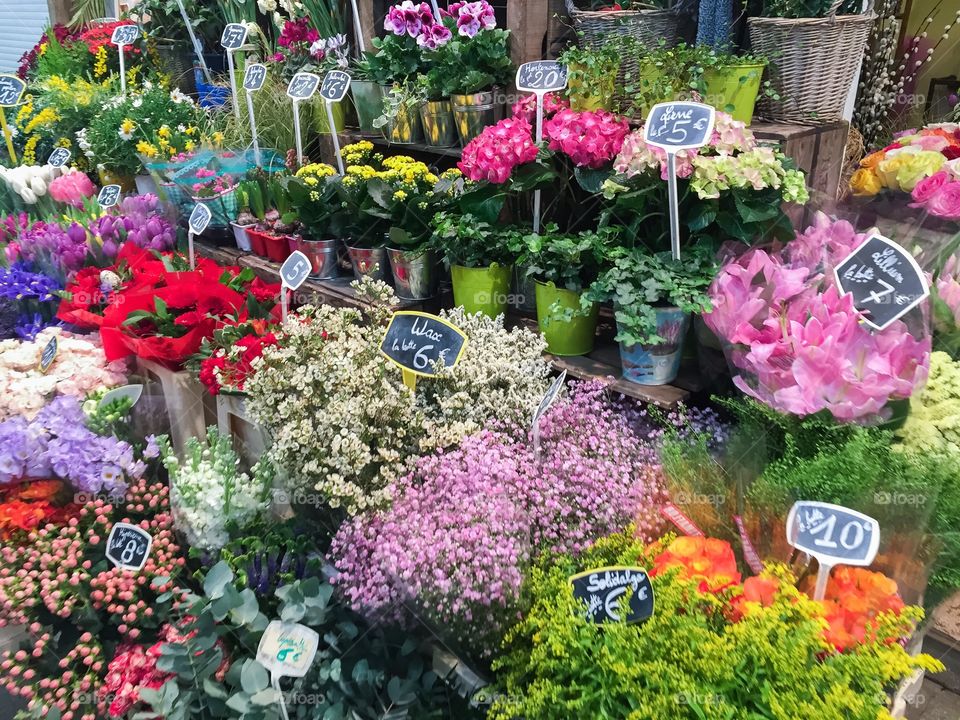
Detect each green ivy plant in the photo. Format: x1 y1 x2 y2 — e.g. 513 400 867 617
558 43 621 110
584 245 718 346
430 211 525 268
521 225 618 293
142 561 472 720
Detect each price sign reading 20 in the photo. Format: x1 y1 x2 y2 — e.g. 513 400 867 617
786 501 880 567
515 61 568 93
643 101 716 152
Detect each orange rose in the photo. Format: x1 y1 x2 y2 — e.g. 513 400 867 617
651 536 742 593
859 150 886 170
728 574 782 621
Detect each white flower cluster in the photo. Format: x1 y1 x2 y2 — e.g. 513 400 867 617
245 279 552 516
0 164 67 204
159 429 271 551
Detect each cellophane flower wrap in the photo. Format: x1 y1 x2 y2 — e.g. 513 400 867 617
331 381 669 656
703 213 930 421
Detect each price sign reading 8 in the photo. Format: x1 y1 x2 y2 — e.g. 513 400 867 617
287 72 320 100
0 75 26 107
319 70 351 102
110 24 139 46
643 101 716 152
105 522 153 571
47 147 71 167
515 61 568 93
787 501 880 566
243 63 267 91
97 184 121 208
220 22 248 50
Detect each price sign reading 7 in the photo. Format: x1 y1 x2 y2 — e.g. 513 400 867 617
220 22 248 50
643 101 716 152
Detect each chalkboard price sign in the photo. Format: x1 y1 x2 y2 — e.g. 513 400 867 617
319 70 351 102
37 335 58 373
532 370 566 427
515 61 568 93
106 522 153 571
380 311 468 378
47 147 71 167
189 202 212 235
98 184 121 208
643 101 716 152
280 250 311 290
787 501 880 567
257 621 320 678
221 22 248 50
110 24 140 46
243 63 267 91
569 566 654 624
833 232 929 331
0 75 26 107
287 72 320 100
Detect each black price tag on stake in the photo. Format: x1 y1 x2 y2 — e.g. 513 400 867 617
243 63 267 91
380 311 467 377
644 101 716 152
37 335 58 373
110 24 139 46
833 233 929 331
189 203 212 235
515 61 567 93
319 70 351 102
0 75 26 107
106 522 153 571
98 184 121 208
287 72 320 100
47 147 71 167
786 501 880 567
280 250 311 290
220 22 248 50
570 566 654 624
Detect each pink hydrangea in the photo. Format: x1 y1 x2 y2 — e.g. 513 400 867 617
543 108 630 169
704 217 930 422
48 171 96 209
511 92 569 122
458 115 539 183
384 0 435 37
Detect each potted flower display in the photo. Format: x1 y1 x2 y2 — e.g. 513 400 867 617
696 47 770 125
349 56 385 136
246 178 298 263
287 162 342 280
230 179 264 253
333 141 391 279
190 168 239 229
373 80 428 144
584 246 717 384
558 43 620 112
522 225 615 356
431 211 524 316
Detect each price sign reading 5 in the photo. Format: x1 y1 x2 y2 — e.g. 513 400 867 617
643 101 716 152
243 63 267 91
221 22 248 50
287 72 320 100
280 250 312 290
0 75 26 107
319 70 351 102
110 24 140 46
515 61 568 93
787 501 880 567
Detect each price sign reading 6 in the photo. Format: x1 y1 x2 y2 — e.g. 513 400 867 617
287 72 320 100
0 75 26 107
319 70 351 102
787 501 880 567
47 147 71 167
243 63 267 91
380 311 468 378
643 101 716 152
97 184 121 208
221 22 248 50
515 61 568 93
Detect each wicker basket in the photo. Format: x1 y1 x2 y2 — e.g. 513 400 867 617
748 4 874 124
564 0 679 82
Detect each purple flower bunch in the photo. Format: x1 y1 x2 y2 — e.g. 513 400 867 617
330 381 670 655
447 0 496 38
0 263 60 303
18 222 88 276
97 194 175 254
0 396 142 493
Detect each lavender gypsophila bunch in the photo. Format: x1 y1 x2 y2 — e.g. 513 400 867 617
330 381 669 657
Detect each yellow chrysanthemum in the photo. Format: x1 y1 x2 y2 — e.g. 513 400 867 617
157 125 171 139
136 140 159 158
15 102 33 129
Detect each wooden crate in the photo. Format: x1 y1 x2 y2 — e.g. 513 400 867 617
135 358 215 458
216 394 269 471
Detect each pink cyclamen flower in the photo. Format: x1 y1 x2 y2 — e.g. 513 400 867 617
923 181 960 219
455 0 496 36
458 115 538 183
48 172 96 209
384 1 435 37
416 22 452 49
543 108 630 169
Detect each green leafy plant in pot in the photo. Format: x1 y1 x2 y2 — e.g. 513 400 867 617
522 225 616 355
584 245 717 385
688 45 772 126
373 80 428 144
559 43 621 112
287 163 342 280
432 211 525 318
230 179 264 253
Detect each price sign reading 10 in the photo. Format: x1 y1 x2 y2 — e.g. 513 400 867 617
787 501 880 567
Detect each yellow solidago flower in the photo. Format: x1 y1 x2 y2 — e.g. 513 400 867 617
22 135 39 165
94 46 108 77
46 76 70 93
25 107 58 134
16 102 33 129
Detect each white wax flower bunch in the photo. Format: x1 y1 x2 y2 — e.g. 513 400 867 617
159 429 272 551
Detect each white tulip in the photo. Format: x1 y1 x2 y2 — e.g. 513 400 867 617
30 175 47 196
20 186 37 204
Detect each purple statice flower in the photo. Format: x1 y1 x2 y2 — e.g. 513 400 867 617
0 396 141 493
330 380 669 657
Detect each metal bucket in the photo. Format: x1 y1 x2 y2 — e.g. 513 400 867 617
387 247 436 300
618 307 690 385
419 100 457 147
346 245 388 281
451 90 502 145
384 103 424 144
291 237 339 280
351 81 385 135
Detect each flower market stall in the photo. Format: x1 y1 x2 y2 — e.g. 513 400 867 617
1 0 960 718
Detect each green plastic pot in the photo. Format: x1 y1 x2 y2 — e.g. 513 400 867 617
703 63 766 125
451 264 512 318
567 61 619 112
311 95 347 135
535 281 599 356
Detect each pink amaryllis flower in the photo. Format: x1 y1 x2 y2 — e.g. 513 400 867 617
543 108 630 169
384 0 435 37
449 0 496 36
417 22 452 48
459 115 538 183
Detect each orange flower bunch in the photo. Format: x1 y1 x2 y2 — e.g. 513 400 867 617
650 536 742 593
807 566 906 651
0 480 75 540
